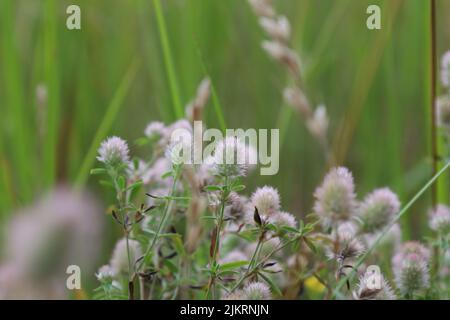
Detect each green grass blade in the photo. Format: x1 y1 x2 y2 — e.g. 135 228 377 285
42 0 60 187
75 61 139 187
153 0 183 119
0 0 33 202
194 42 227 132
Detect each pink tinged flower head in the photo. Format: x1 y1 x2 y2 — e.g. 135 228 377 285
353 271 396 300
327 231 365 263
313 167 357 229
429 204 450 233
96 264 115 282
392 242 430 296
144 121 166 139
357 188 400 233
97 136 130 167
269 211 297 228
243 282 272 300
251 186 281 216
212 137 254 177
110 238 142 275
441 51 450 88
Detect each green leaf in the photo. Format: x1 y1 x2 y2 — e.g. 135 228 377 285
161 170 173 179
117 176 126 191
231 184 246 192
90 168 107 175
259 272 282 297
303 237 317 253
204 185 222 192
126 180 143 192
219 260 249 272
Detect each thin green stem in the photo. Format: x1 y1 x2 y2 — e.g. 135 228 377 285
135 165 182 274
153 0 183 119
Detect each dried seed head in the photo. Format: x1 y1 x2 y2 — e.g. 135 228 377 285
97 136 130 167
306 105 329 140
243 281 272 300
186 78 211 121
283 86 311 117
251 186 281 216
327 231 365 263
262 40 300 77
314 167 357 229
259 16 290 42
357 188 400 233
248 0 275 18
429 204 450 234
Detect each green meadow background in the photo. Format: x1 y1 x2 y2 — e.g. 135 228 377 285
1 0 449 249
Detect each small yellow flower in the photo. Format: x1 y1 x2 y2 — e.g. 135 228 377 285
304 276 325 294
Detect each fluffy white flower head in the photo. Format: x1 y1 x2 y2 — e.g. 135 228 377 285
97 136 130 167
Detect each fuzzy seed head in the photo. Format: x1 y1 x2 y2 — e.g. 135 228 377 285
392 242 430 296
357 188 400 233
429 204 450 233
243 282 271 300
269 211 297 228
251 186 281 216
327 231 365 263
144 121 166 139
97 136 130 167
212 137 255 177
314 167 357 229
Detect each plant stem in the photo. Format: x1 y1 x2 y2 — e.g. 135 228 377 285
135 165 182 275
430 0 438 207
206 177 229 299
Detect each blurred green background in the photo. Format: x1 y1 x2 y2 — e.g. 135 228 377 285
1 0 449 244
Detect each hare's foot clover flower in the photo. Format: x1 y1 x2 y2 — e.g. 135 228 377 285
314 167 357 229
357 188 400 233
392 242 430 297
97 136 130 168
429 204 450 234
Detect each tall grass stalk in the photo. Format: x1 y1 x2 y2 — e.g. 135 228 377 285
153 0 184 120
0 0 33 203
42 0 60 187
195 42 227 133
